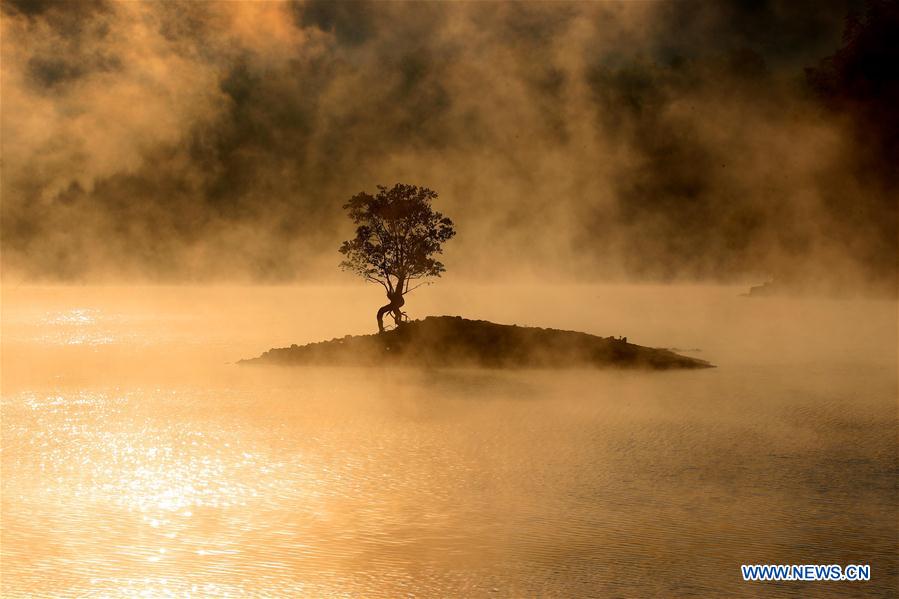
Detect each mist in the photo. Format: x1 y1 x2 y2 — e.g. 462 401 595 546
2 282 896 596
1 0 896 294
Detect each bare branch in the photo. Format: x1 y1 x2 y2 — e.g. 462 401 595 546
405 280 432 294
364 275 389 291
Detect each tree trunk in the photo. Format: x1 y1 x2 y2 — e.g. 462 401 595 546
376 301 393 333
376 285 406 333
390 293 406 327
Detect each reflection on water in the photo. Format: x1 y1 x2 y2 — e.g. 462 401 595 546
1 286 896 597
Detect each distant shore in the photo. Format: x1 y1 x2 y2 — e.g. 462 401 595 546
241 316 713 370
742 279 898 299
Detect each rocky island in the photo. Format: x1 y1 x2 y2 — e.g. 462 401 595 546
242 316 713 370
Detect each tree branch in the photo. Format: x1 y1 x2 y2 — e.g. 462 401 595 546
365 275 389 291
405 280 432 294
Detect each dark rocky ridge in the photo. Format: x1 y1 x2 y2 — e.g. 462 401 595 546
242 316 713 370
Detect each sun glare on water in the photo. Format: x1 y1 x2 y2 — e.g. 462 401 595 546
39 308 116 346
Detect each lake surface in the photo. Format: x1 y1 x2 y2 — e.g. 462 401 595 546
2 284 896 597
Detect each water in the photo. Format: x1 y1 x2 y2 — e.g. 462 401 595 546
2 285 896 597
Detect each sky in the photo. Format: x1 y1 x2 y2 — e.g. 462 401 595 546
1 0 896 292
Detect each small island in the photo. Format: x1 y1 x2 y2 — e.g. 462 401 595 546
244 186 712 371
241 316 713 370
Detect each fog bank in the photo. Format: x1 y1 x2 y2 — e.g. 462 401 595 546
2 1 896 294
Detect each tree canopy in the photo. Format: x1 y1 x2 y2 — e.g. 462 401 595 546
339 184 455 331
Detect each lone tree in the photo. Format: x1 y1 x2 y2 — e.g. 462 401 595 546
339 184 456 333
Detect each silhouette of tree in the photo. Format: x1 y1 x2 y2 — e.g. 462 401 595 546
339 184 455 332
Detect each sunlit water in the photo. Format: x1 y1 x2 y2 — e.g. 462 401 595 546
2 285 896 597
